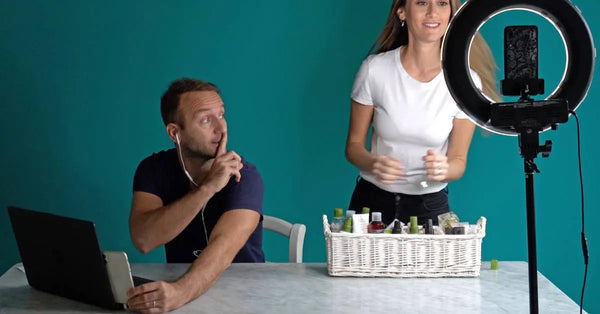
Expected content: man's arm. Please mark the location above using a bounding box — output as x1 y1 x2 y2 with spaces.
129 187 215 253
126 209 260 313
130 132 242 253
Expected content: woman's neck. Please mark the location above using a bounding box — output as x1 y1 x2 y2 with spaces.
400 42 442 82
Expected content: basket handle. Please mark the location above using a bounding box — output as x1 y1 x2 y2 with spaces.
477 216 487 236
322 214 332 236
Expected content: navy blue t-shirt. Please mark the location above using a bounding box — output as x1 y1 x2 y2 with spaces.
132 148 265 263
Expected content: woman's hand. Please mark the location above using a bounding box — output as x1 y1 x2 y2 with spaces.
371 155 404 185
423 150 448 182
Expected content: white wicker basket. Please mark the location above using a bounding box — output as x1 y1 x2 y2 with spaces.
323 215 486 277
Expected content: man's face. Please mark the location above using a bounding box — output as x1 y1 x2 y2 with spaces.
176 90 226 159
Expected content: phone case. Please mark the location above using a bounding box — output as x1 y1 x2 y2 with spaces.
104 251 135 305
501 25 544 96
504 25 538 80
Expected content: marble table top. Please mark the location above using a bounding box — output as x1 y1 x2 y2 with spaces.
0 261 584 313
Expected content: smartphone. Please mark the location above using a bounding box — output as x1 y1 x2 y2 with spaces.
502 25 543 96
104 251 135 306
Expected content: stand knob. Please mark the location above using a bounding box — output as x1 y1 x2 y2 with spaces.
540 140 552 158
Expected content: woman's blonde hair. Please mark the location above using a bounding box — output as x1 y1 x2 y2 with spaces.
371 0 501 101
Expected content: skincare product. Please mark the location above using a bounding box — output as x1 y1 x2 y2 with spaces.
424 219 434 235
409 216 419 234
392 221 403 234
361 207 371 221
451 226 466 235
352 213 369 234
491 259 499 270
342 210 355 233
330 208 345 233
367 212 385 233
438 211 459 234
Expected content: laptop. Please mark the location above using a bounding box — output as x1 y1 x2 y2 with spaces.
7 206 152 310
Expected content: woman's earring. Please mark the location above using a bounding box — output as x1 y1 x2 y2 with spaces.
401 19 405 27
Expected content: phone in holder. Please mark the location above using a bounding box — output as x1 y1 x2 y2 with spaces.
501 25 544 96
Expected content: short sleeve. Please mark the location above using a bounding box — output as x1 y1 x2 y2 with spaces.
350 58 374 106
221 161 264 216
133 156 160 195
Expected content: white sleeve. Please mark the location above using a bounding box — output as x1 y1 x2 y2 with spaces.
350 58 373 106
455 70 483 119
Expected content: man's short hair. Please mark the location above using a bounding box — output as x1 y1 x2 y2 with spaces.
160 78 221 126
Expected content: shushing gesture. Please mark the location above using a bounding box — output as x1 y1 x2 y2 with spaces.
201 132 243 194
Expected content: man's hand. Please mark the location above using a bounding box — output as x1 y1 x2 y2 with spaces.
126 281 190 314
201 133 243 194
126 210 261 313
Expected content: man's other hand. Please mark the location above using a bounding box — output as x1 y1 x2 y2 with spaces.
126 280 190 313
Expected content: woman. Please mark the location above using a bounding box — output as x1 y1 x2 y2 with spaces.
345 0 500 225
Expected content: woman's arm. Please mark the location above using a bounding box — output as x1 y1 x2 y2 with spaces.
423 118 476 182
345 100 403 185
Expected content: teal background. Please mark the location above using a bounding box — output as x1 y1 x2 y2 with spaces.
0 1 597 312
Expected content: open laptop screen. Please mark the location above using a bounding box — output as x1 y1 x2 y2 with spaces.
7 206 121 310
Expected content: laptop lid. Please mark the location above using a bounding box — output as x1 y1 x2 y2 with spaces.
7 206 121 310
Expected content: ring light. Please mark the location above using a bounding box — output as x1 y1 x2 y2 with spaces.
442 0 595 135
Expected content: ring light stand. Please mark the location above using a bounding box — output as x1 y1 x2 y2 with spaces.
442 0 595 312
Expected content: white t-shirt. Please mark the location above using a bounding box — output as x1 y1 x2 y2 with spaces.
351 46 481 195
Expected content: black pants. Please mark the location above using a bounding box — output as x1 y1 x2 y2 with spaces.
348 177 450 225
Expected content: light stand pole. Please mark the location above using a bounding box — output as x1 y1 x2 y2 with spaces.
516 117 553 314
491 93 568 314
524 156 539 314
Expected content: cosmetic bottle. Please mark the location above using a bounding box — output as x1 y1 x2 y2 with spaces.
368 212 386 234
330 208 345 233
409 216 419 234
392 221 403 234
342 210 355 233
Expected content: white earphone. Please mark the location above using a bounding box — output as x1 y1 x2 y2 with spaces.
175 132 199 187
175 132 209 246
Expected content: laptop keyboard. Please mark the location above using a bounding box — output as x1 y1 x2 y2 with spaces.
132 276 153 286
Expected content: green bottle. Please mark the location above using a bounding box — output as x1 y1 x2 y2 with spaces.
410 216 419 234
342 210 355 233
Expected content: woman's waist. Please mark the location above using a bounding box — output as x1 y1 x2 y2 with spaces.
358 171 447 195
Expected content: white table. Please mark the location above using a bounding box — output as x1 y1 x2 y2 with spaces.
0 261 584 313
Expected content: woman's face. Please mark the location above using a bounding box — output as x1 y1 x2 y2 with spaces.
397 0 452 45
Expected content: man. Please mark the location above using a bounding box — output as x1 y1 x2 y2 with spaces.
127 78 264 313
